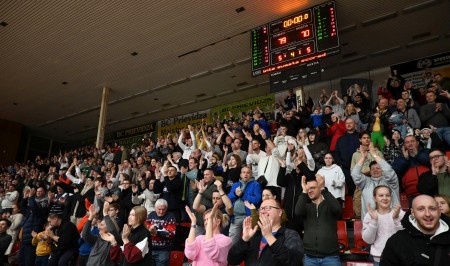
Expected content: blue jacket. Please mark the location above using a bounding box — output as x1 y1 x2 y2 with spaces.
227 179 262 217
20 196 49 245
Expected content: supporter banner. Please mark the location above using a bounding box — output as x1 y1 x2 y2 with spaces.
115 123 156 140
211 94 275 119
157 110 210 137
390 51 450 89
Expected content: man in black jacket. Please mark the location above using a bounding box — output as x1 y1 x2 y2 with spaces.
47 213 80 266
381 194 450 266
227 198 304 266
295 175 342 265
0 219 12 266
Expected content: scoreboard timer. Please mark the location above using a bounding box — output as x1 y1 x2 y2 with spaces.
251 1 340 77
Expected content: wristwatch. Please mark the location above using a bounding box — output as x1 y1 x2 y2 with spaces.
191 224 197 229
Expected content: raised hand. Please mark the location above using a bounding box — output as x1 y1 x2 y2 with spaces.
185 206 197 224
315 174 325 189
99 232 116 243
258 213 274 238
301 175 308 193
367 202 378 220
103 201 110 216
122 224 131 240
244 200 256 210
392 204 401 220
242 216 258 242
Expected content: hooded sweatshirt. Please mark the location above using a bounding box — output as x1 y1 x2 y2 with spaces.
317 164 346 200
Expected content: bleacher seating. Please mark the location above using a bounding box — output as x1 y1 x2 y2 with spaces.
350 220 369 255
170 251 185 266
342 196 354 220
337 220 349 253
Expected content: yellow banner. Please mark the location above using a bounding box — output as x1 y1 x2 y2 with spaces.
157 110 210 137
211 94 275 119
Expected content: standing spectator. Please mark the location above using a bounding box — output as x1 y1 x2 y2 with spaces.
132 178 160 215
0 219 12 266
191 169 217 235
362 186 404 266
31 225 52 266
369 98 391 151
325 90 345 117
153 165 183 222
417 148 450 196
334 118 360 196
295 175 342 266
185 203 232 265
227 167 262 244
329 113 346 152
383 129 403 164
19 186 49 266
46 213 80 266
4 203 23 256
316 153 346 205
178 126 197 160
1 184 19 214
108 206 153 266
277 158 315 235
147 199 176 266
380 195 450 266
392 135 430 203
228 199 303 266
420 91 450 146
351 146 400 220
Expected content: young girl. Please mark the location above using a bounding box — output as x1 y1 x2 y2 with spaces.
362 185 404 266
435 194 450 216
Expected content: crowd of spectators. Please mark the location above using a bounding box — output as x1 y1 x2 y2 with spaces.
0 71 450 266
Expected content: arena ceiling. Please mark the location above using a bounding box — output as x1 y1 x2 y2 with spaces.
1 0 449 142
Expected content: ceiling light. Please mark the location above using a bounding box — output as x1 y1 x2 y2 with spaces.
235 6 245 13
0 21 8 27
131 52 138 56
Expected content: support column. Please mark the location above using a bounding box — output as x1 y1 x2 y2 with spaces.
96 86 110 149
48 139 53 158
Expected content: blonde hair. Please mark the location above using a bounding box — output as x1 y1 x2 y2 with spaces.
204 209 230 229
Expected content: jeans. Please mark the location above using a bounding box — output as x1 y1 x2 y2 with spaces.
47 248 78 266
435 127 450 147
18 243 36 266
152 250 170 266
228 216 245 245
35 255 50 266
304 255 341 266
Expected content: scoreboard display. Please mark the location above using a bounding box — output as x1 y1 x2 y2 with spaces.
251 1 340 77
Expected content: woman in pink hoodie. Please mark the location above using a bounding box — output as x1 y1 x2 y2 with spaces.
185 204 232 266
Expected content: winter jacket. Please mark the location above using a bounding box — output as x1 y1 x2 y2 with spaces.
20 196 49 245
380 212 450 266
227 226 304 266
228 179 262 217
417 170 450 197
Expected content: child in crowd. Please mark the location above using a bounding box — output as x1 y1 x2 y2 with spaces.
31 225 52 266
310 106 323 131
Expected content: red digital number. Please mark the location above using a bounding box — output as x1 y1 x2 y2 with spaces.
301 30 310 38
278 37 287 45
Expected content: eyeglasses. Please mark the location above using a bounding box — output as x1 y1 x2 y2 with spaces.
308 186 318 190
258 206 281 212
429 154 444 160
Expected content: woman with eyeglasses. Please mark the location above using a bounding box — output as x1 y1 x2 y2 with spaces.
362 185 404 266
316 153 345 206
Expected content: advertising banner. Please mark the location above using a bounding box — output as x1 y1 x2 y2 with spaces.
157 110 210 137
390 51 450 89
211 94 275 119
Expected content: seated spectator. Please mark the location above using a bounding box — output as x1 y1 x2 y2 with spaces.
146 199 176 266
185 204 232 266
417 148 450 196
351 146 400 219
392 98 421 131
362 185 404 265
228 199 304 265
1 184 19 214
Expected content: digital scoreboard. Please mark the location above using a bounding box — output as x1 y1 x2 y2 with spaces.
251 1 340 77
